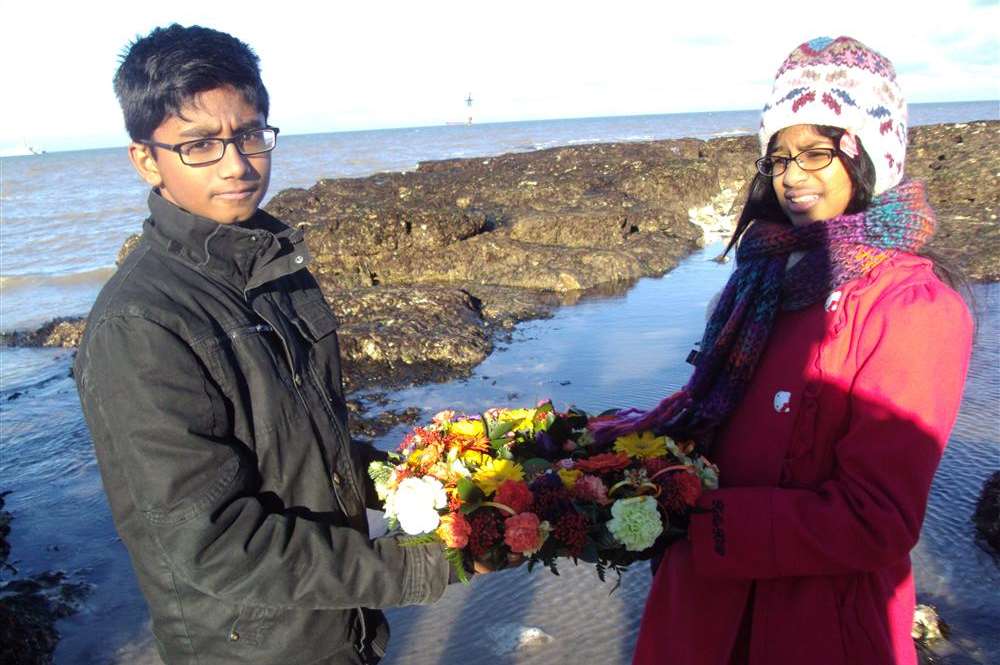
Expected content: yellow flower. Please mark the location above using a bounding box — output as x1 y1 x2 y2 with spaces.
462 450 489 468
614 431 668 460
450 419 485 438
472 457 525 496
498 408 537 431
427 462 453 483
557 468 582 489
408 447 440 467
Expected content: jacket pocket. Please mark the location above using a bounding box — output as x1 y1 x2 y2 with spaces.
780 382 835 488
291 298 338 342
228 604 282 647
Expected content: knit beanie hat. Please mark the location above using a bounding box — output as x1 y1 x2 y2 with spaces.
759 36 907 195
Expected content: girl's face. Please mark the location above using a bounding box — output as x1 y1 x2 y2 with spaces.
771 124 853 226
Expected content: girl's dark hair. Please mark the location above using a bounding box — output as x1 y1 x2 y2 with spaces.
723 125 875 257
114 24 269 141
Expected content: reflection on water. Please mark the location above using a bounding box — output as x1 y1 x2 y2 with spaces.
0 245 996 664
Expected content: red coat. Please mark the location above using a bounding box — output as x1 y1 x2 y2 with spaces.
633 253 973 665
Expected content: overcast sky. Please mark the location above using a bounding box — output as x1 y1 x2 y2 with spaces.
2 0 997 153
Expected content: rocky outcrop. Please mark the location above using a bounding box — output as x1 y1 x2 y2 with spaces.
4 122 997 393
973 470 1000 558
0 318 85 349
0 492 90 665
912 604 951 665
907 121 1000 282
265 138 731 294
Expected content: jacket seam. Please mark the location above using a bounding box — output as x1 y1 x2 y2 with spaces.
165 560 202 665
143 456 241 526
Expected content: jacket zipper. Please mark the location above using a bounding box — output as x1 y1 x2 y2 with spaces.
228 323 273 340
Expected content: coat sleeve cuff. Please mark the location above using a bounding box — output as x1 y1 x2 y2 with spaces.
689 487 778 579
399 540 451 605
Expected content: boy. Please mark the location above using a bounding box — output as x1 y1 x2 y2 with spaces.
75 24 461 665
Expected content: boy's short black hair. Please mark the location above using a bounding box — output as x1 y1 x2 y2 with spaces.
114 24 269 141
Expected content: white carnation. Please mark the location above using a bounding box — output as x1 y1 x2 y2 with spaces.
393 476 448 535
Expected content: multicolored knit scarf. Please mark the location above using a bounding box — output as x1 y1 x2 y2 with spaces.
590 179 936 447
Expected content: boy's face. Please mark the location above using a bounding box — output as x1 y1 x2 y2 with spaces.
128 86 271 224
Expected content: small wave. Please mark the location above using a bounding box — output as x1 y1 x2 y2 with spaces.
0 266 115 292
711 128 753 138
566 137 604 146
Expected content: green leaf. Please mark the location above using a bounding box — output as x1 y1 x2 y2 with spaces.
486 417 516 441
490 439 507 457
520 457 552 480
399 533 440 547
456 477 485 505
367 461 393 484
445 547 471 585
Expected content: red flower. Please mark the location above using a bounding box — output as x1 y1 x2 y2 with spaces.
467 509 504 558
504 512 543 554
659 472 703 513
531 483 573 523
575 452 631 474
643 457 671 476
495 479 534 514
553 512 590 557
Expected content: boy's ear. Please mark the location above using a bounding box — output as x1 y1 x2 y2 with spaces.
128 142 164 188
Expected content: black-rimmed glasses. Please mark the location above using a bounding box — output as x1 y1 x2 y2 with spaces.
755 148 837 177
140 126 280 166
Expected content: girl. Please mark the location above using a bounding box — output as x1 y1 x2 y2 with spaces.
596 37 974 665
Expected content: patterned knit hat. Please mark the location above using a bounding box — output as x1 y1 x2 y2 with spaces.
759 36 907 195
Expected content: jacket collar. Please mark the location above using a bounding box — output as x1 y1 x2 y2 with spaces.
142 190 312 292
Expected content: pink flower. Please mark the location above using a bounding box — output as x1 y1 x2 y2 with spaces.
504 512 544 554
573 474 610 505
436 512 472 549
495 479 534 514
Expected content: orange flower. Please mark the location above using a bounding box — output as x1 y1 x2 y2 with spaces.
437 512 472 549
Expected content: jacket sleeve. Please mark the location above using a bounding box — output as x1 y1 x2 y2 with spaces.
78 315 451 610
688 281 973 579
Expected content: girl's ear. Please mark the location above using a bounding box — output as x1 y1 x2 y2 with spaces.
128 143 163 188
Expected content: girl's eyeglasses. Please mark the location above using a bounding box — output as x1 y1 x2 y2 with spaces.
755 148 837 177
